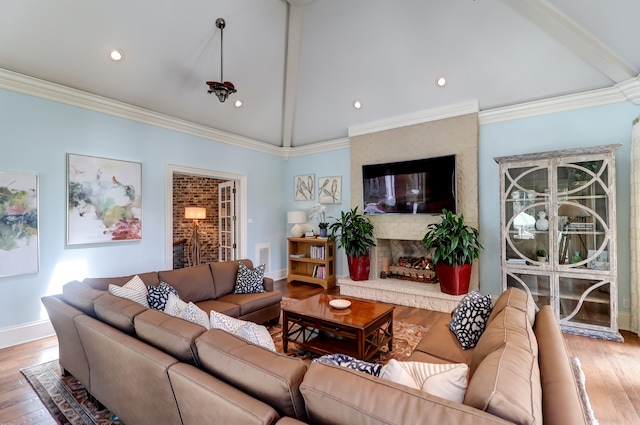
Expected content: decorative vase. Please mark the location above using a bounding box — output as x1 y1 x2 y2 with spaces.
537 256 547 263
319 228 328 238
435 262 472 295
347 254 371 281
535 211 549 231
571 251 582 264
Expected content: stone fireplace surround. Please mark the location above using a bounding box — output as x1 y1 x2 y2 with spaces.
340 111 479 312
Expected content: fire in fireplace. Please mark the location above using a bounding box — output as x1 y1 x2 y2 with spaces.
384 256 437 282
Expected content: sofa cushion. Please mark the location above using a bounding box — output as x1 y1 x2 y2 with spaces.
196 299 240 317
470 306 538 377
300 362 514 425
216 291 283 317
449 289 493 350
234 262 266 294
168 363 281 425
410 316 475 365
380 359 468 403
164 292 188 316
158 264 216 303
209 310 247 334
83 271 159 291
210 259 255 297
488 287 536 326
196 329 308 421
108 275 149 308
181 302 210 329
464 343 543 425
147 281 178 310
93 292 147 335
134 309 206 366
62 280 104 316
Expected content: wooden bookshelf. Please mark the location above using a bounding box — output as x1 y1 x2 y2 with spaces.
287 237 335 289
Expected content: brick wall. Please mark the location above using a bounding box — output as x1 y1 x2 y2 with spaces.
173 174 228 266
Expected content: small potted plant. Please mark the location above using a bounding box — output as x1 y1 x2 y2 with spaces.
328 206 376 281
422 209 483 295
536 249 548 263
309 203 329 237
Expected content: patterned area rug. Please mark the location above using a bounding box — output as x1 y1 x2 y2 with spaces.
22 298 428 425
21 360 122 425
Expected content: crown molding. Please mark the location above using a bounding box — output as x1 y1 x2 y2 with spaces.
348 100 479 138
616 75 640 105
2 67 639 157
0 68 282 157
479 85 626 125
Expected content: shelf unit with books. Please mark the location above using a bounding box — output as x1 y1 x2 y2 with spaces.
287 237 335 289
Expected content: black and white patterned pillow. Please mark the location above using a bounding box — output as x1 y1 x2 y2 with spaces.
314 354 383 377
147 281 178 310
233 263 266 294
449 289 492 350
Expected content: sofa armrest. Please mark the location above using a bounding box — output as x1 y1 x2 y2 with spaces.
263 277 274 292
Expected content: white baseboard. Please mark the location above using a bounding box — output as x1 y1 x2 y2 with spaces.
266 268 287 282
0 319 55 350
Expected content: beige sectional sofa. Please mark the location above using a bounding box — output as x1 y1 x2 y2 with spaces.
43 263 589 425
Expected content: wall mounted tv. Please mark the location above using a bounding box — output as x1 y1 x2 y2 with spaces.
362 155 457 214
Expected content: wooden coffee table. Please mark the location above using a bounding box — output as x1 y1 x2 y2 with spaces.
281 293 394 361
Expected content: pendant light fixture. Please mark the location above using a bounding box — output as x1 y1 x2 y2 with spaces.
206 18 237 102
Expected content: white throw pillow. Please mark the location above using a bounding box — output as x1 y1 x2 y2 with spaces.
236 322 276 352
380 359 468 403
210 310 275 351
164 292 188 317
210 310 247 334
180 302 210 330
108 275 149 308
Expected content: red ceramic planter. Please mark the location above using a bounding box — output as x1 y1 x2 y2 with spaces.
436 262 472 295
347 254 371 281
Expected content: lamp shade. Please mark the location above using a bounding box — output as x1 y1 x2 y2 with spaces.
287 210 307 238
287 211 307 224
185 207 207 219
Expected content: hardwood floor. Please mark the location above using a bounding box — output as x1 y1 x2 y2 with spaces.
1 280 639 425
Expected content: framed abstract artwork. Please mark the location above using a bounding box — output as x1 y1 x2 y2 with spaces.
67 153 142 245
0 172 39 277
294 174 315 201
318 176 341 203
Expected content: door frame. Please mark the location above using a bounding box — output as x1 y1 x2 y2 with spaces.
165 163 247 269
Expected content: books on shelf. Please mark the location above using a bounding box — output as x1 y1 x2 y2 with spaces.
309 245 326 260
312 265 326 279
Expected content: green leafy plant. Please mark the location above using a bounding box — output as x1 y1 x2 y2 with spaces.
536 249 547 257
318 222 328 230
422 209 483 266
328 206 375 257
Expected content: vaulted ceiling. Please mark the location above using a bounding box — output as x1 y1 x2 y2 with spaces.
1 0 639 149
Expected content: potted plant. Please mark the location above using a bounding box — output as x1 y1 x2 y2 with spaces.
328 206 376 281
422 209 483 295
536 249 548 263
309 203 329 237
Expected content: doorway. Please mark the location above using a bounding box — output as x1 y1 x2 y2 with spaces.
165 164 247 269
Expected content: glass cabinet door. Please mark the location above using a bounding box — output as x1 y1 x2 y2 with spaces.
555 159 611 271
503 163 551 267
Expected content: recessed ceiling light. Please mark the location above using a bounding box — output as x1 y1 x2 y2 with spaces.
110 49 123 61
436 76 446 87
234 100 243 108
353 100 362 109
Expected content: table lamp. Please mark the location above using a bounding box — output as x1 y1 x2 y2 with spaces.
287 210 307 238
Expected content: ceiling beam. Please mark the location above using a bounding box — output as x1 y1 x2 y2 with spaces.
281 3 307 149
501 0 637 83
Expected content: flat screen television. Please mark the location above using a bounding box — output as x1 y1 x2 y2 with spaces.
362 155 457 214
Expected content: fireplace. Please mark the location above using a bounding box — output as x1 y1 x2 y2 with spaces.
376 239 437 283
339 226 465 313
